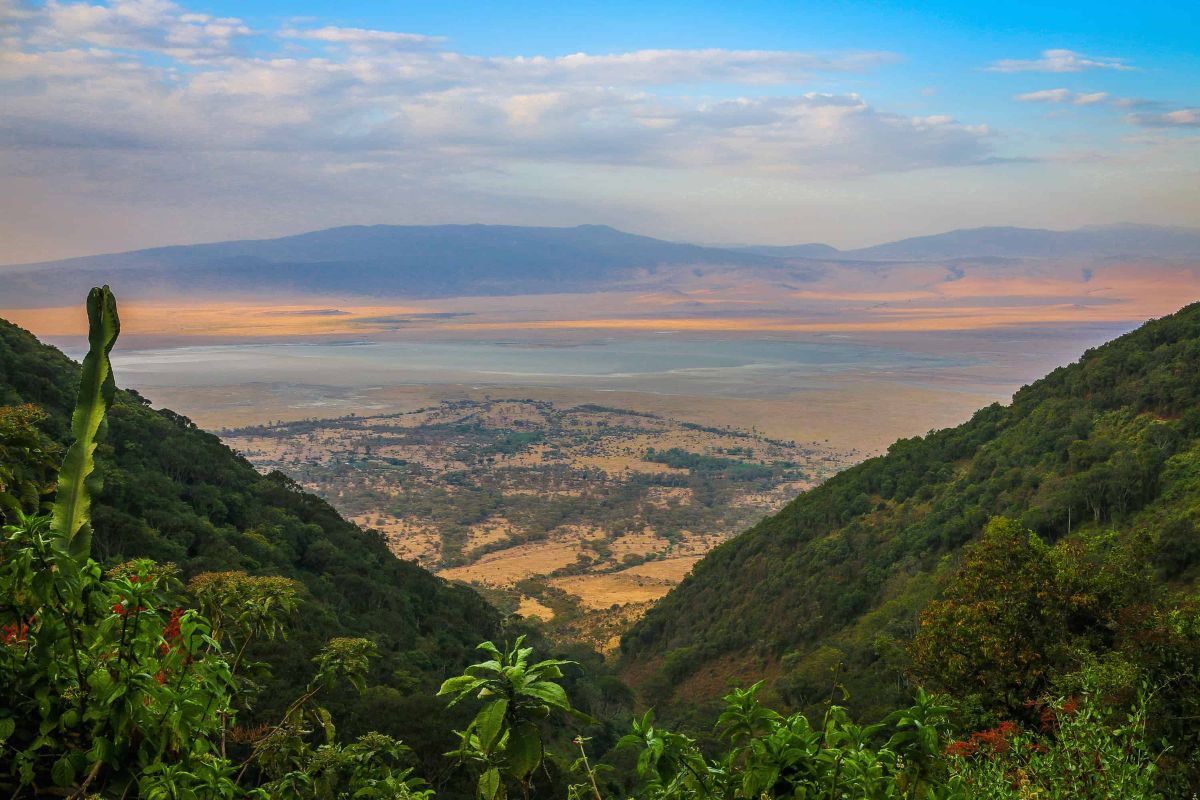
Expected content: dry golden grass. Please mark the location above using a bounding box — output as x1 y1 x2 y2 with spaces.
607 529 718 561
350 514 441 563
549 572 675 610
516 595 554 621
465 516 514 551
439 539 583 586
623 556 703 582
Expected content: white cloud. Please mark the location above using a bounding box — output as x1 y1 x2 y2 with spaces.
1014 89 1162 113
0 1 983 177
1015 88 1112 105
282 26 444 48
1128 108 1200 128
1016 88 1072 103
500 48 901 85
31 0 250 61
987 49 1133 73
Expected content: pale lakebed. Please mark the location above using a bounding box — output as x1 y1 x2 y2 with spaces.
54 323 1135 451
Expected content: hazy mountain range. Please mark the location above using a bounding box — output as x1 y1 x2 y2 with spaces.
736 223 1200 261
2 222 1198 307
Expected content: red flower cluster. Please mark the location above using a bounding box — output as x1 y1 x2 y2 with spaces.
159 608 184 655
944 740 978 757
1026 696 1080 733
1 619 31 645
944 721 1021 757
111 599 147 617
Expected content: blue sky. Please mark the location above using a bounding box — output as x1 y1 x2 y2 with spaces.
1 0 1196 261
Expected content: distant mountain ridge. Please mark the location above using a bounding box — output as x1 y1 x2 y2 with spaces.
0 224 778 306
737 223 1200 261
2 222 1198 306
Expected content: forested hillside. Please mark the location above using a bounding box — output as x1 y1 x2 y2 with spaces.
622 301 1200 720
0 315 503 784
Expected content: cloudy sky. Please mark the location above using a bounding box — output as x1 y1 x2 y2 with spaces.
1 0 1197 262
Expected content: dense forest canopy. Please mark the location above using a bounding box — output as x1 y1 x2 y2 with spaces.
622 302 1200 717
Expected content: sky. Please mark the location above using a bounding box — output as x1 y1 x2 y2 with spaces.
1 0 1197 263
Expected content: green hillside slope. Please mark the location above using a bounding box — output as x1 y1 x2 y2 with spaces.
0 316 502 781
621 301 1200 718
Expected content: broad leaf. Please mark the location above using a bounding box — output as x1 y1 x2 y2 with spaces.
478 766 502 800
477 698 508 753
504 722 541 779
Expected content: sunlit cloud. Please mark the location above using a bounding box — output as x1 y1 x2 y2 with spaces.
280 25 445 48
1016 88 1112 105
987 49 1133 73
32 0 251 61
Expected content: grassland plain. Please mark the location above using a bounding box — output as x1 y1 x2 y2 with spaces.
222 398 856 651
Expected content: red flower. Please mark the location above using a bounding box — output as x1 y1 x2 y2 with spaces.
963 721 1020 755
160 608 185 655
1 622 29 645
944 740 979 758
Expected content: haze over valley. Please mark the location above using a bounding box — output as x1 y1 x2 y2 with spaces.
5 221 1195 644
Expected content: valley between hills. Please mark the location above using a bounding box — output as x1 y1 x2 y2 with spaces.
221 398 858 651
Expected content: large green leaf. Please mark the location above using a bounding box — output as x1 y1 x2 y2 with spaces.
476 698 508 753
504 722 541 779
51 285 120 559
478 767 502 800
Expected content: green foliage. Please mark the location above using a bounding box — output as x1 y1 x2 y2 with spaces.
643 448 774 481
943 670 1163 799
617 683 958 799
264 732 432 800
0 403 59 521
0 508 465 799
909 516 1200 790
0 515 238 797
439 637 592 800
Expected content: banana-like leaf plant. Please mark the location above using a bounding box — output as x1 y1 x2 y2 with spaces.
51 285 120 558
